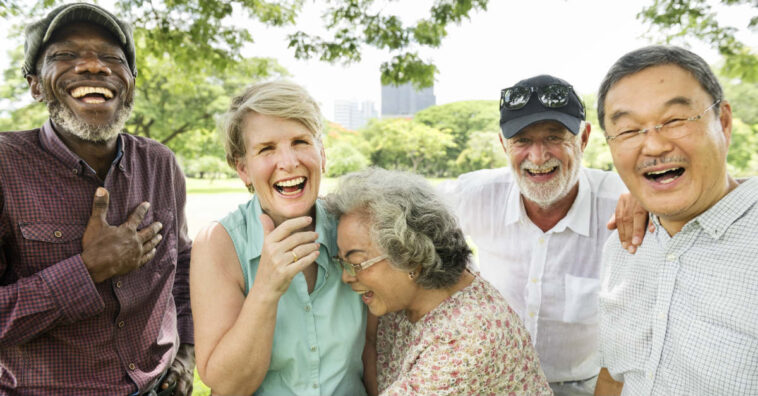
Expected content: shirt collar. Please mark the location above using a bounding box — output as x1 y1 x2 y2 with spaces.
505 167 591 236
39 120 125 177
245 195 339 267
695 177 758 240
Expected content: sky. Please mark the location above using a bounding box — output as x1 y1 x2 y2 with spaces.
2 0 757 119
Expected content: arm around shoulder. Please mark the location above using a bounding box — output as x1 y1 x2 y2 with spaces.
594 367 623 396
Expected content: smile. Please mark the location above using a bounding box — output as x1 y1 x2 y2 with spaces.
644 167 685 184
525 166 558 176
274 176 306 195
69 86 114 104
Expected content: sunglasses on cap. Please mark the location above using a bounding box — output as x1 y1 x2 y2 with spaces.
500 84 575 110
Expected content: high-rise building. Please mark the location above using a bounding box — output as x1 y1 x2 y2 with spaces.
381 82 436 118
333 100 378 130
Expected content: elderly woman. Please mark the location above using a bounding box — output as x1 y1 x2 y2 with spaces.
325 168 552 396
190 80 367 395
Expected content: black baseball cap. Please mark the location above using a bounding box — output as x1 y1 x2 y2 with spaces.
23 3 137 78
499 74 585 138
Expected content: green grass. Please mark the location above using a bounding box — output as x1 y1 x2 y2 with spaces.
193 369 211 395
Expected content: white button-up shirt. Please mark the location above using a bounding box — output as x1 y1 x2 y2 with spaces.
599 177 758 396
440 167 626 382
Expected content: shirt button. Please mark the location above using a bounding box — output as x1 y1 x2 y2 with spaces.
312 383 318 389
115 281 123 288
128 363 136 370
53 230 62 238
528 311 536 318
538 237 545 244
72 168 78 175
531 278 538 283
666 254 677 262
647 371 653 379
310 345 317 352
658 312 665 319
304 305 311 312
118 321 125 328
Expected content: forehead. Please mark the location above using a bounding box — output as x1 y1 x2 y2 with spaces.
604 64 710 121
44 22 123 52
511 120 571 139
242 112 315 143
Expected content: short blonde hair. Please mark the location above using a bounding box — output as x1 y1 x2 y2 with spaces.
221 80 323 168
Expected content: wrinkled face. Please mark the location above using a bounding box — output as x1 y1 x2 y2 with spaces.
337 211 416 317
236 112 325 226
29 22 134 143
503 121 585 208
603 64 732 230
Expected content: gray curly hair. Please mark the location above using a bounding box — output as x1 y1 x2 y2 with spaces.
324 168 471 289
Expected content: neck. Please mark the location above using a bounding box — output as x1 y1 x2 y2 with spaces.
405 270 474 323
268 205 318 232
52 121 118 180
522 183 579 233
659 174 739 236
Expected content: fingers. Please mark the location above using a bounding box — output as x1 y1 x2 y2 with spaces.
260 213 275 237
137 221 164 244
606 213 617 230
160 370 178 391
138 246 157 266
290 249 321 274
142 232 163 253
263 216 313 242
89 187 110 224
125 202 151 230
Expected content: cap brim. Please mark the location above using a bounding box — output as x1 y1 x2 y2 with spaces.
43 4 127 45
500 110 582 138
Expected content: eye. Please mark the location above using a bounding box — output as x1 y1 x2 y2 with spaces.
49 52 75 61
257 146 272 154
546 135 562 143
514 137 530 145
617 129 641 137
662 118 687 128
103 55 125 64
293 139 310 145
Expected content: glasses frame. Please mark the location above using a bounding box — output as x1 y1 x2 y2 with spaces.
605 100 722 144
500 84 575 110
334 254 387 276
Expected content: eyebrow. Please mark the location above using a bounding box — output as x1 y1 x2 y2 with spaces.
608 96 694 125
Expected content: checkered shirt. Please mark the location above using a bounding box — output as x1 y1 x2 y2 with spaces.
0 121 193 395
599 177 758 395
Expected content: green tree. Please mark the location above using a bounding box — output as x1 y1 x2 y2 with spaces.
454 130 508 173
361 118 454 175
639 0 758 81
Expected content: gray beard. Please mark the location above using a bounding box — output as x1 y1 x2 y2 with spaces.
42 85 132 143
513 142 583 209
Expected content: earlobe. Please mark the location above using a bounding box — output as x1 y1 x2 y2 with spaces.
235 159 250 185
581 122 592 151
719 101 733 141
499 134 508 154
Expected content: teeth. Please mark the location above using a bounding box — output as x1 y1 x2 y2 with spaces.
647 168 677 176
526 167 556 174
70 86 114 99
275 177 305 187
355 290 369 295
659 177 676 184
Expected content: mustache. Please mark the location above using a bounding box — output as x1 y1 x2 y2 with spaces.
520 158 561 172
635 157 689 172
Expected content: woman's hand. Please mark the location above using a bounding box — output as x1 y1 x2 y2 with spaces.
253 214 321 298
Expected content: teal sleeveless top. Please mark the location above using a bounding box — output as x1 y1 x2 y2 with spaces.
219 196 367 396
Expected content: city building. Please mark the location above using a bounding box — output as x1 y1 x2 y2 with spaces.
381 82 436 118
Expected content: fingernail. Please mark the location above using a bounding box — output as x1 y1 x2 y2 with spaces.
632 237 640 245
627 246 635 254
307 217 313 223
156 222 163 230
621 242 629 249
96 187 105 196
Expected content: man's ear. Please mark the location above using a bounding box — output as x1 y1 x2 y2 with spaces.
718 100 733 144
580 122 591 152
499 133 508 154
27 75 44 102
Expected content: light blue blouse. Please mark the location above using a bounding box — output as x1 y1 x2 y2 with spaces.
219 195 367 396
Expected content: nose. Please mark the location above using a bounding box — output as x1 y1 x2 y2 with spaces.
74 53 112 76
639 127 674 157
526 140 551 165
341 268 357 284
276 146 300 171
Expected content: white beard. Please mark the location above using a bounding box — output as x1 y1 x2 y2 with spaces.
512 141 582 209
42 85 131 143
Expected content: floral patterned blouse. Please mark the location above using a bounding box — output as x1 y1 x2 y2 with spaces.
376 274 552 396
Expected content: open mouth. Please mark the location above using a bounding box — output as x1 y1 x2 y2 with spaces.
355 290 374 303
69 86 114 104
525 166 558 177
274 176 307 196
644 167 685 184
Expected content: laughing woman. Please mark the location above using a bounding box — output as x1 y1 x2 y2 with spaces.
190 80 367 396
325 168 552 396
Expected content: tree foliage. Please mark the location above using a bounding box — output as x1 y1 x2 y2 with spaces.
639 0 758 82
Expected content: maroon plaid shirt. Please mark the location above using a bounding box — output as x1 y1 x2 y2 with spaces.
0 121 193 395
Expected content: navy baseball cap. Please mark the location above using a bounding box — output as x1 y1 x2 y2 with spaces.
499 74 585 138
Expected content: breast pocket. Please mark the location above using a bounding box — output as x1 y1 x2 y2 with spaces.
18 222 86 275
139 208 177 275
563 274 600 324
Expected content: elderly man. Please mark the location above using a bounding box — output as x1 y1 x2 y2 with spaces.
595 45 758 396
0 3 194 395
440 74 628 395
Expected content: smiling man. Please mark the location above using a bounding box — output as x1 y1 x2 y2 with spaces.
0 4 194 395
595 45 758 396
440 74 628 395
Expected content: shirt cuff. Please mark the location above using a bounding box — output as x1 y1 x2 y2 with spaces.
39 254 104 323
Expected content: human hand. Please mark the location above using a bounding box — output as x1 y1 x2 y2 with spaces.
253 214 320 298
607 193 654 254
158 343 195 396
81 187 164 283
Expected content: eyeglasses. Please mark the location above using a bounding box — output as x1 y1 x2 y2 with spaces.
333 254 387 276
500 84 575 110
605 100 721 148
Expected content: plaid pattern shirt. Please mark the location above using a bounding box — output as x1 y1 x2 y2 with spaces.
599 177 758 395
0 121 193 395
